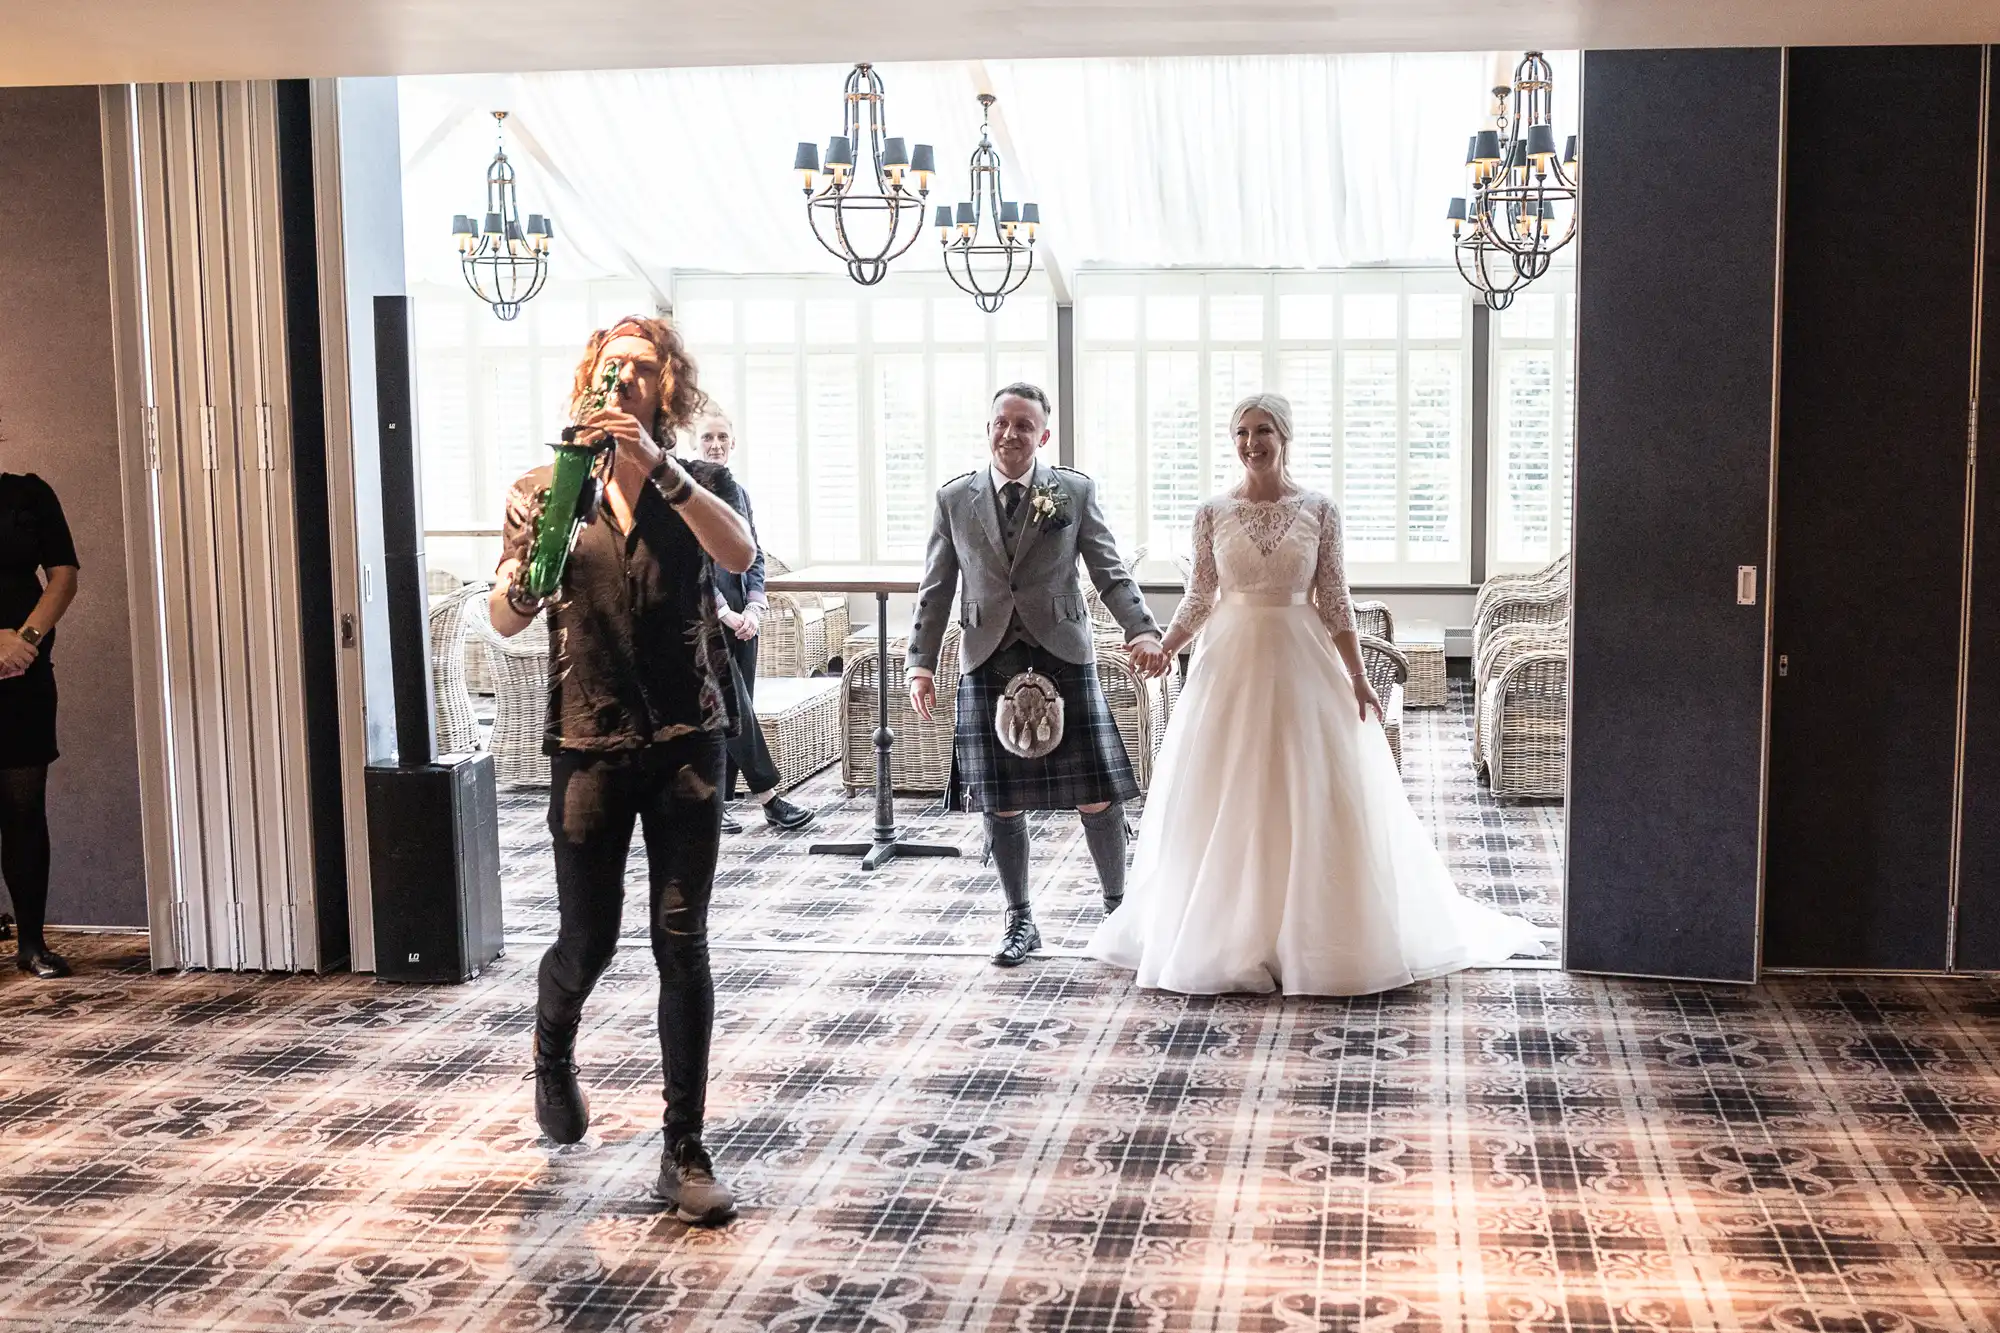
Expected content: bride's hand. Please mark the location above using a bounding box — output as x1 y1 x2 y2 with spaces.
1352 673 1383 722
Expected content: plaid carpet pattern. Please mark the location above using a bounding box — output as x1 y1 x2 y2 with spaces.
0 939 1996 1330
502 679 1564 957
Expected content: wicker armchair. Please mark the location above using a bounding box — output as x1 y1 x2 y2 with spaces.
759 554 850 677
1094 641 1181 791
1359 633 1409 772
1473 620 1568 779
1472 554 1570 661
1352 599 1395 643
478 610 552 788
428 581 490 756
1478 628 1569 800
841 625 963 795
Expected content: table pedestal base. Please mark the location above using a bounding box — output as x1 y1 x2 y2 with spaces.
810 836 961 872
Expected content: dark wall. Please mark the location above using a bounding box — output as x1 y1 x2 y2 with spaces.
1956 70 2000 972
0 87 147 929
1565 49 1783 982
1763 47 1984 970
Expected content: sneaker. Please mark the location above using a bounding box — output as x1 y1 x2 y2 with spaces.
992 906 1042 968
1102 894 1124 915
656 1137 737 1226
762 795 817 832
530 1034 589 1145
719 811 744 835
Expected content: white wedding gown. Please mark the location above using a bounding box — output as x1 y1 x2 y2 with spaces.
1087 490 1544 995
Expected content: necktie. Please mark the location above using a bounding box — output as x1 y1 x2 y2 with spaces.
1002 481 1025 520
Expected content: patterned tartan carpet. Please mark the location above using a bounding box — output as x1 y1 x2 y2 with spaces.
500 680 1566 958
5 685 1998 1329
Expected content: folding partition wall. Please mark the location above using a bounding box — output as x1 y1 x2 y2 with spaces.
1568 45 2000 980
101 82 333 971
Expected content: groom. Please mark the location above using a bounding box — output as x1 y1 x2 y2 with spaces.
909 383 1169 966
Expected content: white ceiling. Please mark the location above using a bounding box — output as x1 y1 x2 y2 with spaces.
2 0 1996 86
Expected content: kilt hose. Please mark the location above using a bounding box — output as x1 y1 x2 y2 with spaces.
947 643 1140 814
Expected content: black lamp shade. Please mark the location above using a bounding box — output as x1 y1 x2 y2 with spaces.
1464 134 1478 165
934 205 954 228
1525 124 1558 159
1563 134 1578 165
1446 197 1468 222
910 143 936 174
525 213 548 237
999 201 1020 224
955 202 976 226
883 137 909 167
505 220 524 242
826 136 854 167
793 141 820 172
1472 130 1502 163
1021 203 1040 225
451 214 475 236
481 211 504 236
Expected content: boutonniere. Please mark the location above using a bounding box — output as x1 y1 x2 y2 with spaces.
1027 480 1071 531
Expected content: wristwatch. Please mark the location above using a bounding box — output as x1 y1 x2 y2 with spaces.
18 625 44 649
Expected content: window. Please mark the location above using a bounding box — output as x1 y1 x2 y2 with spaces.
1077 271 1473 584
411 277 654 535
674 276 1056 565
1489 281 1577 572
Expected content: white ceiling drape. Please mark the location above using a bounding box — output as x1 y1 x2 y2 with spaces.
398 51 1579 289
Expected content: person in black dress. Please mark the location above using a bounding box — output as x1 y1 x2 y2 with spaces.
0 471 80 978
689 409 816 836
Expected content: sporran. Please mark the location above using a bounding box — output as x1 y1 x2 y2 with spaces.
995 669 1065 759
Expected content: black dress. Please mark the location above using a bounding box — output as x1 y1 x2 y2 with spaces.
0 473 79 768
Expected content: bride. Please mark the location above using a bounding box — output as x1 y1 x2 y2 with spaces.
1088 392 1543 995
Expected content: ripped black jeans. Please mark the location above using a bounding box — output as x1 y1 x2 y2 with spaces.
537 734 725 1146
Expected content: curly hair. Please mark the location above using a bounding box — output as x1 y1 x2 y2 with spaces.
568 314 709 439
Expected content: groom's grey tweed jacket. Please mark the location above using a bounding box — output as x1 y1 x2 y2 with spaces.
908 459 1158 676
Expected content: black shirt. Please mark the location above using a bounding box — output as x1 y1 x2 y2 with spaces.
0 472 79 651
500 457 743 754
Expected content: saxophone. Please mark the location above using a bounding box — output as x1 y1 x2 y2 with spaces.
509 357 622 610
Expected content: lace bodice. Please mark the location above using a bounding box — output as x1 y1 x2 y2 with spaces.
1168 490 1356 640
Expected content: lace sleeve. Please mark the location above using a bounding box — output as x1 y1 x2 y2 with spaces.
1168 502 1220 640
1312 495 1356 636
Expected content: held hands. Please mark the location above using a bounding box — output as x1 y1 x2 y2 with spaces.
720 605 762 641
0 630 37 680
1124 637 1171 680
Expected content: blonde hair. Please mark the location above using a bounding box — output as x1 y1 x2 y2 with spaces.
1229 392 1295 475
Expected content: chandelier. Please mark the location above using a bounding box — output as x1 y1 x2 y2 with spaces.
936 94 1039 313
450 112 553 322
1447 53 1578 311
793 64 936 285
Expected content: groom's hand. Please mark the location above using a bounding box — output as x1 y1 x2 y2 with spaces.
1126 638 1169 679
910 673 937 721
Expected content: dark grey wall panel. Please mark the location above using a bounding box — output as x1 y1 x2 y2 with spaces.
0 87 148 929
1764 46 1983 971
1955 65 2000 972
1565 49 1781 981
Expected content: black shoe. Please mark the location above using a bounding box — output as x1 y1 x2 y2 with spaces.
15 947 70 979
992 907 1042 968
655 1136 737 1226
719 811 744 835
762 796 817 832
1103 894 1124 915
530 1034 589 1145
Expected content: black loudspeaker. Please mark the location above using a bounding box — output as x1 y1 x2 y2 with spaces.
367 754 504 982
366 293 505 982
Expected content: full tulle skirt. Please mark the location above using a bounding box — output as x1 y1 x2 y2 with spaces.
1087 602 1544 995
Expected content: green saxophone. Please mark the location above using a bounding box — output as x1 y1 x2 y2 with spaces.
510 358 622 609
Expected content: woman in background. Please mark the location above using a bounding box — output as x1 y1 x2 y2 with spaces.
0 468 80 978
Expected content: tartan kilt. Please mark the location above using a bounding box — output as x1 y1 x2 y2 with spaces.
948 649 1140 813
